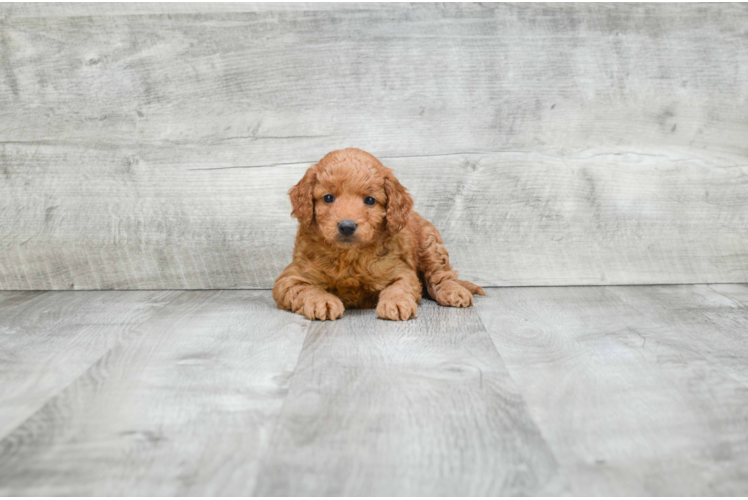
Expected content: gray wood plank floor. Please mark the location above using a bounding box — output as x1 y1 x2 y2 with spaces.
254 303 566 496
475 285 748 496
1 285 747 495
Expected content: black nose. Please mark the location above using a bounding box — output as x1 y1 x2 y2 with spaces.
338 220 357 237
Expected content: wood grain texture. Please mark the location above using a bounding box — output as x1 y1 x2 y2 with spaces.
0 290 309 495
1 150 746 290
254 300 567 496
0 290 45 311
608 284 748 387
712 283 748 304
0 2 349 17
2 286 747 495
1 3 748 289
475 285 748 496
0 290 176 440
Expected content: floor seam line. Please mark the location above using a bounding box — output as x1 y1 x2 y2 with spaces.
249 318 315 496
471 303 574 495
0 291 181 444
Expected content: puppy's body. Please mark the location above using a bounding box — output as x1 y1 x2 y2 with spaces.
273 148 485 321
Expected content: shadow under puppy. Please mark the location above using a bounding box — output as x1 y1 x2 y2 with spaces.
273 148 485 321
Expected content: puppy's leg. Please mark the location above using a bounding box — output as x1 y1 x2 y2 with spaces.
418 221 486 308
376 270 422 321
273 269 344 321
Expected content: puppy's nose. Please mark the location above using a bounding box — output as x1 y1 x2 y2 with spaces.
338 220 357 237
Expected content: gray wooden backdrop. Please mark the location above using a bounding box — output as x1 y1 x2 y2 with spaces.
1 3 746 290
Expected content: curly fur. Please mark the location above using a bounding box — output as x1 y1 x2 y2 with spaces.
273 148 486 321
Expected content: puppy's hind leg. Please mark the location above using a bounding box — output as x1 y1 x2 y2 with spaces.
418 221 486 308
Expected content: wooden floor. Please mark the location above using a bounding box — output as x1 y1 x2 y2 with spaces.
0 285 747 496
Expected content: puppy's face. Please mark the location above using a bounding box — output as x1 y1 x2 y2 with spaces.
289 148 413 248
312 167 387 246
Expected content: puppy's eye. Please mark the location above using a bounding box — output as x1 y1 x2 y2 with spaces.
364 196 376 206
323 194 335 204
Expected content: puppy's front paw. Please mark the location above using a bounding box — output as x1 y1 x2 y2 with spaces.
434 280 473 308
457 279 487 296
377 295 418 321
301 293 344 321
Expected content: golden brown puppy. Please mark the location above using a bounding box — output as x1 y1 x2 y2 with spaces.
273 148 485 321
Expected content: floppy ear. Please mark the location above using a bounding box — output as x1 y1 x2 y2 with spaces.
384 171 414 234
289 165 317 227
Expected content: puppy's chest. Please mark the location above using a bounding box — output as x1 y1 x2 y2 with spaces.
320 258 393 308
325 264 388 291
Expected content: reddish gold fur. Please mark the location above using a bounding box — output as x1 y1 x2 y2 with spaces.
273 148 486 321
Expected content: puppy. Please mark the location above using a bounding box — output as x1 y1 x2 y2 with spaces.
273 148 485 321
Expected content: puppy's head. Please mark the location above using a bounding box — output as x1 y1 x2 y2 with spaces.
289 148 413 247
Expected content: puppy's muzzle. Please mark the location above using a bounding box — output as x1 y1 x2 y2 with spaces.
338 220 357 237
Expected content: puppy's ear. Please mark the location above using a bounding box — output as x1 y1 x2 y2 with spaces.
289 165 317 226
384 170 413 234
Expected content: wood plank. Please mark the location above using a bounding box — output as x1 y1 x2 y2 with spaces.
254 300 567 496
1 150 746 290
711 283 748 305
0 290 309 495
0 290 46 311
0 290 177 440
0 2 349 17
607 284 748 386
1 4 747 289
2 4 746 158
475 286 748 496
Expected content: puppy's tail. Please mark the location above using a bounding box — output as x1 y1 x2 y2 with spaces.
457 279 487 296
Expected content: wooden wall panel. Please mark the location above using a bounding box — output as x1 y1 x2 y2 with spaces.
1 4 746 289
